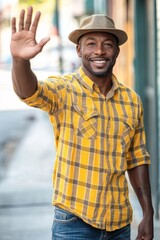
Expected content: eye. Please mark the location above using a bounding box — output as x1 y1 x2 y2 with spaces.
104 42 113 48
86 41 95 46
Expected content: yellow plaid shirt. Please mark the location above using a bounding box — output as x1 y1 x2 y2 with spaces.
22 67 150 231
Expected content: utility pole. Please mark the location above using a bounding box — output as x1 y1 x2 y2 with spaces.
54 0 63 74
0 10 2 64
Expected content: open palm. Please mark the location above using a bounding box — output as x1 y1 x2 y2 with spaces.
10 6 50 60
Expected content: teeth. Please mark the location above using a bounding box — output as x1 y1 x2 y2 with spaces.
93 60 106 63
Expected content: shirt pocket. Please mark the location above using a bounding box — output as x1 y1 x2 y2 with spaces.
122 117 138 144
108 116 138 148
73 104 99 139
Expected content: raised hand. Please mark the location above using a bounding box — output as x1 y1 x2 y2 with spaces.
10 6 50 60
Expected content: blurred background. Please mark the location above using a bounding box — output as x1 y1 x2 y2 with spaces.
0 0 160 239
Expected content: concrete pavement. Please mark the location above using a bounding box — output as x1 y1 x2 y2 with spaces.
0 110 159 239
0 111 54 240
0 109 38 180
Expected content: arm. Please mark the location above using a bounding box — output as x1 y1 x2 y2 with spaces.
128 165 154 240
10 6 50 98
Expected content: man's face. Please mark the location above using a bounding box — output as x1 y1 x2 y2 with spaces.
76 32 120 79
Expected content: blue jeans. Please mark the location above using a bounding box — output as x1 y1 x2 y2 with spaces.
52 207 131 240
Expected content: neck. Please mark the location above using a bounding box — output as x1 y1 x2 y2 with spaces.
97 78 112 96
82 66 112 96
82 67 113 96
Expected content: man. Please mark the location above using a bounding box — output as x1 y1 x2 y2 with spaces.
10 6 154 240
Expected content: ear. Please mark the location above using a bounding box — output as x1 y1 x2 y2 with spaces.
76 44 82 57
116 47 120 58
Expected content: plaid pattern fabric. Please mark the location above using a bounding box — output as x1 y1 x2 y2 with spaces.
22 67 150 231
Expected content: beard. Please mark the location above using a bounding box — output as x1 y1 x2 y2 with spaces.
89 68 111 77
82 58 116 79
87 63 114 78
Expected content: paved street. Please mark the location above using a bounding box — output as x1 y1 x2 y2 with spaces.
0 109 37 180
0 111 55 240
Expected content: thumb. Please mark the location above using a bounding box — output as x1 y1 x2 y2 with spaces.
38 37 50 49
30 37 50 58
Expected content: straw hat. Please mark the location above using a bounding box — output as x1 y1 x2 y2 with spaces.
68 14 128 45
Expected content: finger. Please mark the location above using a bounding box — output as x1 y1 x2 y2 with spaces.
136 235 145 240
135 234 143 240
38 37 50 51
29 37 50 58
19 9 25 31
30 11 41 35
24 6 33 30
11 17 16 34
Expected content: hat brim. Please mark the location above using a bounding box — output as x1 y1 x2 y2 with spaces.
68 29 128 45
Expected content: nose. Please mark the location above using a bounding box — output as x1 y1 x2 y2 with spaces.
94 43 105 55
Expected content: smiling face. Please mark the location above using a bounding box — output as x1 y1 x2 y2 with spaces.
76 32 120 81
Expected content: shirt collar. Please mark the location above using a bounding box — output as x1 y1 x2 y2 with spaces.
106 74 119 99
78 67 95 93
77 67 120 96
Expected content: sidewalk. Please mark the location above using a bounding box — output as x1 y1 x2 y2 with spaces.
0 112 55 240
0 112 159 239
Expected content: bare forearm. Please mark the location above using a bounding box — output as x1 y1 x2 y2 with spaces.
135 181 153 217
128 165 154 216
12 58 37 99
